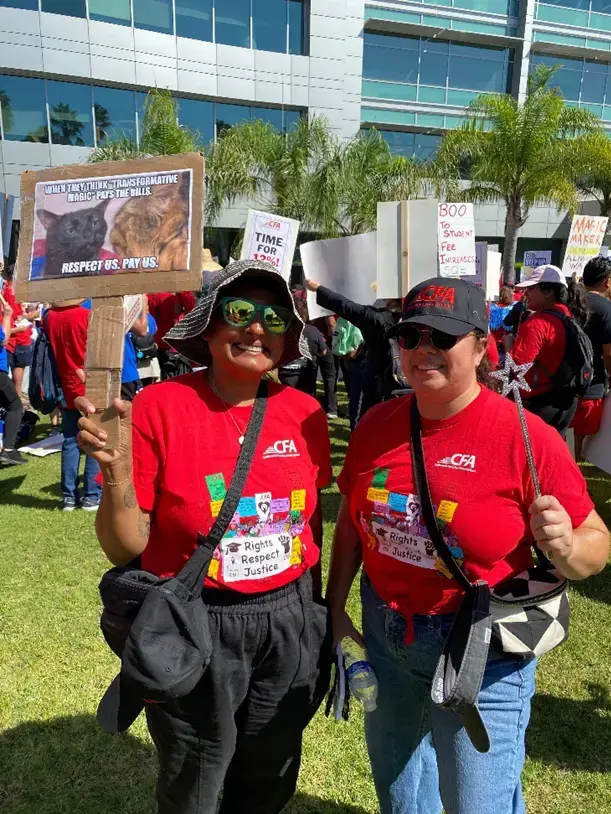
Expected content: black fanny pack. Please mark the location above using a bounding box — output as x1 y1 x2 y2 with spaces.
97 381 268 733
410 397 568 754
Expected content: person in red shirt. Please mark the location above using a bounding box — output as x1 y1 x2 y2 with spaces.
75 260 332 814
327 277 608 814
511 264 590 435
44 300 101 511
1 267 32 399
148 290 197 379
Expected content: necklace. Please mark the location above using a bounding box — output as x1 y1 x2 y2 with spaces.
208 374 246 445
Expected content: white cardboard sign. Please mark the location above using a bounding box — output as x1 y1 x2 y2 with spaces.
438 203 476 278
241 210 300 281
562 215 608 277
124 294 143 332
584 393 611 475
301 232 377 321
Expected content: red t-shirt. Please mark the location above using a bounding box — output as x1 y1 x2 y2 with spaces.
148 291 196 349
132 375 332 593
3 284 18 353
44 305 89 409
511 304 570 395
338 386 593 642
485 335 499 368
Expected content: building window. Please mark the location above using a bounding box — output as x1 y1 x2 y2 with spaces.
93 86 137 143
215 0 251 47
215 102 252 136
177 97 215 144
288 0 305 55
252 0 288 53
41 0 86 16
369 129 442 160
89 0 131 26
531 54 611 112
175 0 213 41
0 75 48 143
133 0 173 34
0 0 38 9
363 32 513 104
47 80 94 147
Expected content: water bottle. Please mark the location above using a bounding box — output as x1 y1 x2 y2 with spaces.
341 637 378 712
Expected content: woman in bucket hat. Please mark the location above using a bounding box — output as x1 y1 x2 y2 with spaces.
76 259 332 814
326 277 608 814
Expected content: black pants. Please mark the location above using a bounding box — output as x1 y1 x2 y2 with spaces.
145 574 331 814
0 371 23 449
120 380 140 402
278 363 317 398
317 346 338 414
524 390 577 437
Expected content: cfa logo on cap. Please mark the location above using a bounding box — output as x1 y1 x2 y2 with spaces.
409 285 456 311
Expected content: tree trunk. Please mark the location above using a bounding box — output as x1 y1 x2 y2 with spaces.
502 202 523 286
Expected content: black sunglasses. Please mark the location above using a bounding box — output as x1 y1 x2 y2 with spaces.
397 325 475 352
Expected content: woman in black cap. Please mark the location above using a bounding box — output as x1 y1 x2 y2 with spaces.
327 277 608 814
76 260 332 814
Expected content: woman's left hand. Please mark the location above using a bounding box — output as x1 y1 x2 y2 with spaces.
529 495 573 561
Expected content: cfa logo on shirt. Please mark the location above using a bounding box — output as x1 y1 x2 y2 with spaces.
262 439 300 459
435 454 476 472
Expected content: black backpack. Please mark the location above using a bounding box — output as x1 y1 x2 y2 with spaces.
542 310 594 397
28 326 64 414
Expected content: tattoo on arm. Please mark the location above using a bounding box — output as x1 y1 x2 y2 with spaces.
138 512 150 541
123 483 138 509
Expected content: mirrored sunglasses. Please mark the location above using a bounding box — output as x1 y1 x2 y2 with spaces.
219 296 293 335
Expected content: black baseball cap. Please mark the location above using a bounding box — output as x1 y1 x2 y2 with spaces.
387 278 489 339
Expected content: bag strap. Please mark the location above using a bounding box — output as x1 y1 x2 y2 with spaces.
409 398 473 593
177 380 269 592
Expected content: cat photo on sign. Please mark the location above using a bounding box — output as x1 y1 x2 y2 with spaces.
28 168 193 281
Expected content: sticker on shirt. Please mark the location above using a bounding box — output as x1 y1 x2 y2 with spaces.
255 492 272 522
205 473 227 502
371 521 437 569
220 533 293 582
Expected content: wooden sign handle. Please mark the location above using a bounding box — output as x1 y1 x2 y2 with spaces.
85 296 125 450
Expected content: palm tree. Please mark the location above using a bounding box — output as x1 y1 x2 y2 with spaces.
573 132 611 220
89 88 202 162
205 115 454 236
437 66 601 284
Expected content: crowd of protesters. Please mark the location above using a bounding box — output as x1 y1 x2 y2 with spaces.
2 247 611 814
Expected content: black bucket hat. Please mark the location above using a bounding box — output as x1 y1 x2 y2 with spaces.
387 277 489 339
164 259 309 367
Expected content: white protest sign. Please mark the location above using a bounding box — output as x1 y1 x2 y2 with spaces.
523 250 552 269
485 250 502 301
124 294 143 332
584 393 611 475
241 210 299 281
302 232 377 321
438 203 476 277
562 215 608 277
474 242 486 287
377 200 439 297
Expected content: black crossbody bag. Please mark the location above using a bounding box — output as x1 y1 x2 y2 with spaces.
410 398 570 661
96 381 268 731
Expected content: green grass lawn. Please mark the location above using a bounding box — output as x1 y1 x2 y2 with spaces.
1 409 611 814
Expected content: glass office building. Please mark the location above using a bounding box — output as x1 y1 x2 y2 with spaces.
0 0 607 253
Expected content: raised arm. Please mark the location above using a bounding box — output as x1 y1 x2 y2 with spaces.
305 280 385 342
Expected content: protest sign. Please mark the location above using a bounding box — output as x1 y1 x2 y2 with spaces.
15 153 203 302
377 200 439 298
561 215 608 277
241 210 299 281
301 232 377 321
15 154 204 449
438 203 476 278
584 394 611 475
124 294 144 332
523 250 551 270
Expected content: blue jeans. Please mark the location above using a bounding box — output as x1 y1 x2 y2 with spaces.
61 408 101 503
361 574 537 814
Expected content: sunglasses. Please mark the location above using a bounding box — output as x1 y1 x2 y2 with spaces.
219 296 294 335
397 325 474 352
